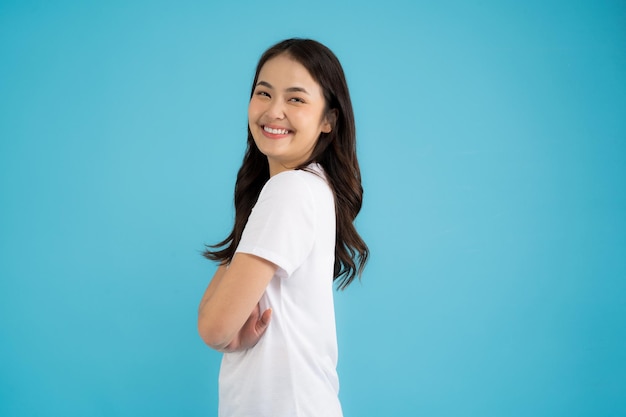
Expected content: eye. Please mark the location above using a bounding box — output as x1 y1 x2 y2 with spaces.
289 97 305 104
255 90 271 98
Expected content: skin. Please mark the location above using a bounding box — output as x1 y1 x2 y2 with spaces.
198 53 333 352
197 256 276 352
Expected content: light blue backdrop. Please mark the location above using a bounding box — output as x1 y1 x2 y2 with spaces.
1 1 624 416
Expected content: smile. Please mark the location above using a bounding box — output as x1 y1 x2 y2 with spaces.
263 126 291 135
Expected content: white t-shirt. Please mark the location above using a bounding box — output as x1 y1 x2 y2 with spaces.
219 163 342 417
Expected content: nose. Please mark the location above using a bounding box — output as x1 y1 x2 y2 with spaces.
265 98 285 120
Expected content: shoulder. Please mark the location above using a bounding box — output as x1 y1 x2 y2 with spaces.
261 164 329 199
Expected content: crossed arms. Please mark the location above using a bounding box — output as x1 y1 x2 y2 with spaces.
197 253 277 352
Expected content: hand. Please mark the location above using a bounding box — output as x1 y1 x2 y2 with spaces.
222 304 272 352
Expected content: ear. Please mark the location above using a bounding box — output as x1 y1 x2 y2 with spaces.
321 109 338 134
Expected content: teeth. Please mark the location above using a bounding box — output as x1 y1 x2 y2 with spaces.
264 126 290 135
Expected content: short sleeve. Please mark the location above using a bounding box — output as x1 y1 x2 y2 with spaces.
235 171 316 277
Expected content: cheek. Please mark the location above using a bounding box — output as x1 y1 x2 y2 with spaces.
248 100 261 122
247 105 254 123
288 109 308 127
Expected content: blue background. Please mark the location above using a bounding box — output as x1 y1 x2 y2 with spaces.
1 1 625 416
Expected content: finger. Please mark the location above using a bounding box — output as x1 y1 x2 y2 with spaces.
260 308 272 324
256 308 272 333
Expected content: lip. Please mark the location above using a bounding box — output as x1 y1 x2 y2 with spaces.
260 124 293 139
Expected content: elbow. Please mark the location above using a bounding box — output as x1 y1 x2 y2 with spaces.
197 315 232 351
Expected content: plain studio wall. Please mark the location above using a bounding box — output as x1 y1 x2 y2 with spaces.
1 1 624 416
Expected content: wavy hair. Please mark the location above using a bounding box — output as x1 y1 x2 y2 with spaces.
204 38 368 289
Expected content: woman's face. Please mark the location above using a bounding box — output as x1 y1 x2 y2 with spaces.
248 54 332 176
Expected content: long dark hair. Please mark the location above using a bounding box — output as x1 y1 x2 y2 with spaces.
204 38 368 289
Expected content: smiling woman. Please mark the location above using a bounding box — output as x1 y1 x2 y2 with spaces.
248 55 334 176
197 39 368 417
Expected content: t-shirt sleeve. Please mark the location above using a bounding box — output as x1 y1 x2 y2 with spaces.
235 171 316 277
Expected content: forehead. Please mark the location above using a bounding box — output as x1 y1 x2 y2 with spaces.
257 54 322 94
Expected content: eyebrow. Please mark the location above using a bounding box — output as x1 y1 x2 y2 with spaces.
256 81 310 95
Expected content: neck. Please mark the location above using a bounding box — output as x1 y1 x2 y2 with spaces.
268 160 293 177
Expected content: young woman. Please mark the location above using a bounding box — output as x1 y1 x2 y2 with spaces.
198 38 368 417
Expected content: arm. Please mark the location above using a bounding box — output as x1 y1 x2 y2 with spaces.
198 263 227 313
197 253 277 351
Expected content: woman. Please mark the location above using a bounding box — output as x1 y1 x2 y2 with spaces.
198 38 368 417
